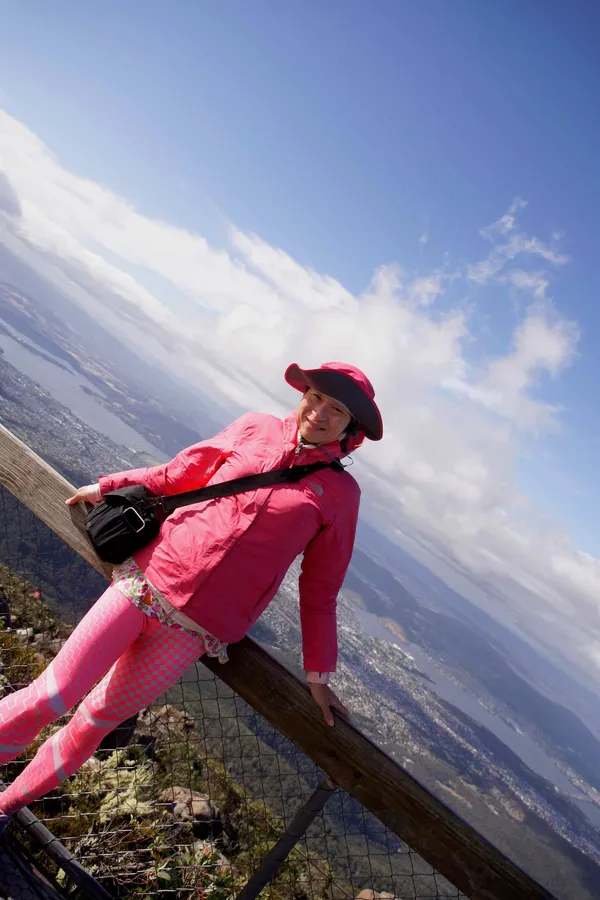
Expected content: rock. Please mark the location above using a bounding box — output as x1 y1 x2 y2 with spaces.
14 627 35 641
134 704 197 760
138 705 195 735
356 892 397 900
31 632 61 654
159 786 222 840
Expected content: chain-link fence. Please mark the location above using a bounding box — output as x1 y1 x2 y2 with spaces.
0 480 471 900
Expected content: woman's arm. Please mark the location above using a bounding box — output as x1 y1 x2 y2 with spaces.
97 414 253 498
299 485 360 727
298 481 360 675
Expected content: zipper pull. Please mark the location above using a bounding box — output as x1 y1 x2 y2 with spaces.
290 436 306 468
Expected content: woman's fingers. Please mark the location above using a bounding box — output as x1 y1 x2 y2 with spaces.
328 691 350 720
309 685 334 726
330 696 350 719
65 484 102 506
310 685 349 726
321 700 335 727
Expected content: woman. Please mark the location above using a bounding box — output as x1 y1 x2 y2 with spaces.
0 361 383 832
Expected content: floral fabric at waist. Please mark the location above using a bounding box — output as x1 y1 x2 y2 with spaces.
111 557 228 664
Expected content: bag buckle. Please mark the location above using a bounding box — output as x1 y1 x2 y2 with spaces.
123 506 146 533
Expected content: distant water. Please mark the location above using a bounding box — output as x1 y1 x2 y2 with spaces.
0 329 166 462
354 607 600 830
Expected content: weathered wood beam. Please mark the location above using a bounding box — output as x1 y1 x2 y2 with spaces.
0 421 557 900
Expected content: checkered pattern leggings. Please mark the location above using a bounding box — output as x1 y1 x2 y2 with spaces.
0 584 205 816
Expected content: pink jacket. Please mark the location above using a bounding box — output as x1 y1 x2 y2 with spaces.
99 412 361 673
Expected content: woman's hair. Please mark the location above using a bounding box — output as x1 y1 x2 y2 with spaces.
340 419 358 456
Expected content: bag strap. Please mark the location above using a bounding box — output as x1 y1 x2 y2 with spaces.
159 459 344 514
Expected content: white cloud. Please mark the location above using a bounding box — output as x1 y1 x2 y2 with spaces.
446 310 578 431
408 273 445 307
503 269 549 300
468 200 568 291
0 109 598 676
481 196 528 238
0 170 20 216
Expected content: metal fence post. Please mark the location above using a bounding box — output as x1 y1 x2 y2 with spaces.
235 777 337 900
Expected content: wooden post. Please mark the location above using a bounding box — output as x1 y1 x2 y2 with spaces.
0 422 558 900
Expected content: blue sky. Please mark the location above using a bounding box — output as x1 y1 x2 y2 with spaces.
2 1 599 264
1 1 600 676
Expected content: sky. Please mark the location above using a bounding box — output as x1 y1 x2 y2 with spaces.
1 1 600 683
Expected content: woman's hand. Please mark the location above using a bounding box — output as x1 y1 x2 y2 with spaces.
65 483 102 506
309 683 350 727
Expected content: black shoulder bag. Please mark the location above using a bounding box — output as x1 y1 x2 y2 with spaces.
84 459 343 565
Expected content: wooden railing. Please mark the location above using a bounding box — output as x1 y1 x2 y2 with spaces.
0 422 558 900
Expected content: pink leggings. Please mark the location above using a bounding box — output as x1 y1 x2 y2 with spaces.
0 584 204 816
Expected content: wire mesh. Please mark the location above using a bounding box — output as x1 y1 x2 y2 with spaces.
0 482 468 900
0 834 65 899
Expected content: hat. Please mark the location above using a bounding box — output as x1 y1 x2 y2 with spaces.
285 361 383 441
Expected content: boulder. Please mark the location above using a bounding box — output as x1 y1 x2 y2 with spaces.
356 892 397 900
134 704 197 761
137 705 195 739
159 786 222 840
15 627 34 641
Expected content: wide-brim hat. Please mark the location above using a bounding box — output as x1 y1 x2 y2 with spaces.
285 361 383 441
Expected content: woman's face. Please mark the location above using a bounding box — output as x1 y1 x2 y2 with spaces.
297 388 352 445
